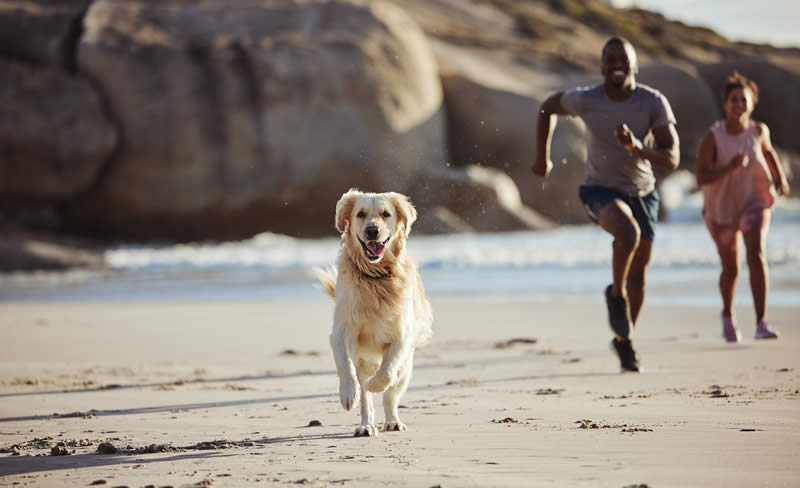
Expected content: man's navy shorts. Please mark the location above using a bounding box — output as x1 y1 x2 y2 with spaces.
578 185 660 242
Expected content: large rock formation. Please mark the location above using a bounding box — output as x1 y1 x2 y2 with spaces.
441 70 589 225
416 164 555 234
0 0 117 211
0 59 117 199
0 0 93 69
66 0 448 240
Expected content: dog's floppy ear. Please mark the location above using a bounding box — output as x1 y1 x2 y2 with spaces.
390 193 418 235
335 189 361 233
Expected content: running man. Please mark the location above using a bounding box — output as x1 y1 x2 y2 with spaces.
532 37 680 372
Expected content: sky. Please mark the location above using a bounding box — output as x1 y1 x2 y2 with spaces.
610 0 800 48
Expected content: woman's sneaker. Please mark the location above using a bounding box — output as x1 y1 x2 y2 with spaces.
605 285 631 339
721 313 741 343
754 320 779 340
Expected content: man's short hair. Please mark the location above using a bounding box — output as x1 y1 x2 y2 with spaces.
602 37 637 67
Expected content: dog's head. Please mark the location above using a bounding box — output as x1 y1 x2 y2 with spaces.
335 189 417 265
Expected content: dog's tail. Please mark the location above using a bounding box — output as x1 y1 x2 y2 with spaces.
313 265 337 299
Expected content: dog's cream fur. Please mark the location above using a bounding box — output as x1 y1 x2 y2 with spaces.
316 189 432 437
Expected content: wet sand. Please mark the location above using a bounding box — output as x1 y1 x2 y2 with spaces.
0 299 798 487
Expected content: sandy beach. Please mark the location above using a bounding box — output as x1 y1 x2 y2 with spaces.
0 298 798 487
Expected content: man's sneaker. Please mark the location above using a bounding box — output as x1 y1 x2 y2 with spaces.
605 285 631 339
611 337 640 372
721 313 741 343
754 320 779 340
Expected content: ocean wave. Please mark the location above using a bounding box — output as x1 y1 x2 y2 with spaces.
4 220 798 305
104 221 800 272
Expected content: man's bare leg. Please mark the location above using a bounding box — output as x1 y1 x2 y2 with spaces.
626 239 652 326
596 200 641 299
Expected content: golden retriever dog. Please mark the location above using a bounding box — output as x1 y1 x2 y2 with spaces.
316 189 433 437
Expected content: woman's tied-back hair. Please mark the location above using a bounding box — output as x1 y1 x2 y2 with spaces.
723 71 759 105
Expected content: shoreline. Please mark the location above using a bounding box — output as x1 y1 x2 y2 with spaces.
2 263 799 308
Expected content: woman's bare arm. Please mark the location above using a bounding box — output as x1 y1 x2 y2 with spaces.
759 123 790 196
695 130 746 186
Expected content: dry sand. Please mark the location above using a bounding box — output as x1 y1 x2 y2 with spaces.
0 299 798 487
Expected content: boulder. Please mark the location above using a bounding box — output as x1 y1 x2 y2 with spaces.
416 164 555 234
0 0 92 69
0 0 117 233
0 59 118 199
0 223 105 272
68 0 447 240
0 236 104 271
442 72 589 224
415 206 475 235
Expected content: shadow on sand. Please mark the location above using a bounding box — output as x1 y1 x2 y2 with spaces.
0 431 370 477
0 368 616 424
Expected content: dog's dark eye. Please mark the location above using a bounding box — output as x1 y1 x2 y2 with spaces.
357 211 366 218
382 211 391 218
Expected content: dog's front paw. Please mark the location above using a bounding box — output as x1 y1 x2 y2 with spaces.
366 371 392 393
339 375 359 411
383 420 407 432
354 424 378 437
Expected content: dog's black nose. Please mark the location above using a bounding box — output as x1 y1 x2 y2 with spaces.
365 225 379 240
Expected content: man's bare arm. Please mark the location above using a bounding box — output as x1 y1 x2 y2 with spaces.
616 123 680 171
532 92 570 178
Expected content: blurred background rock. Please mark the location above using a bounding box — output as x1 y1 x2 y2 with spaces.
2 0 798 270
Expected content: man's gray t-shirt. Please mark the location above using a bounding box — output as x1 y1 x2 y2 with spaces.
561 84 676 195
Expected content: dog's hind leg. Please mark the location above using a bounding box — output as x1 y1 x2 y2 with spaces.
383 350 413 432
354 359 379 437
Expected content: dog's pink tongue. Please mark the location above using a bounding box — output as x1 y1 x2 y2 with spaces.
367 241 385 256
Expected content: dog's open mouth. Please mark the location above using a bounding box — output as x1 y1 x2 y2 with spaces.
358 236 390 261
